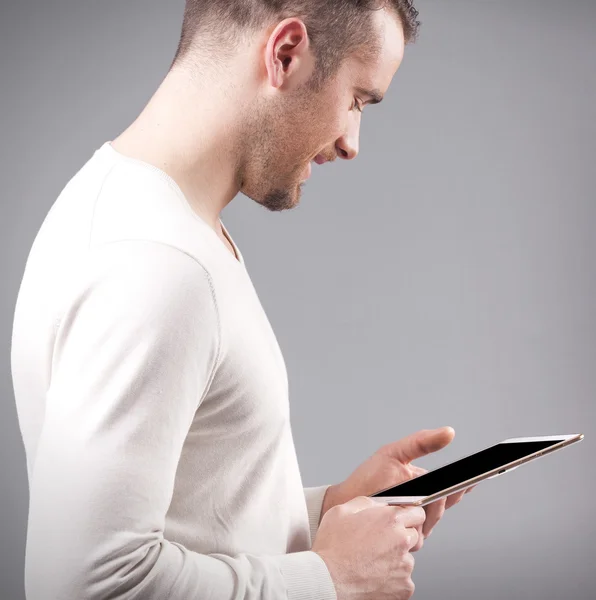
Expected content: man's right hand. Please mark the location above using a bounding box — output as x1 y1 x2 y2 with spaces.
312 496 426 600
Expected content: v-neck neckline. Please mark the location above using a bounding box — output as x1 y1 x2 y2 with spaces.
220 220 242 264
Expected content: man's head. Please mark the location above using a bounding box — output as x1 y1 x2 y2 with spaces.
169 1 420 212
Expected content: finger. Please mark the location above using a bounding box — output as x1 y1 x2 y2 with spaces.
405 526 420 551
342 495 384 514
393 505 427 528
410 523 425 552
465 484 477 494
422 496 446 537
384 427 455 464
445 489 466 509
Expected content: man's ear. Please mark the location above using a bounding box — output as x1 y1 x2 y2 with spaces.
263 18 314 91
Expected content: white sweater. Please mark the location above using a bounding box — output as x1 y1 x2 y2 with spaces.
11 141 338 600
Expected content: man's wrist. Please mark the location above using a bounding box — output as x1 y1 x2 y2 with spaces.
320 483 342 524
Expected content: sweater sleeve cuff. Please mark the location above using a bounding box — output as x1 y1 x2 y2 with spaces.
303 485 331 545
272 550 337 600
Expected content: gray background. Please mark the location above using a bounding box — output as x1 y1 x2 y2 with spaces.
1 0 594 598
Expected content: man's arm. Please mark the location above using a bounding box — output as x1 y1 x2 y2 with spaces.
24 240 336 600
303 484 339 546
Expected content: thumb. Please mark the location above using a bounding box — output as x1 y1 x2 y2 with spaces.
380 427 455 463
340 495 381 514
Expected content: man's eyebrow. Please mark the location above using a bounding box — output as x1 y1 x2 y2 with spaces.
355 86 384 105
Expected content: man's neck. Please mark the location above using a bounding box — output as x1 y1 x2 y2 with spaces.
110 68 248 233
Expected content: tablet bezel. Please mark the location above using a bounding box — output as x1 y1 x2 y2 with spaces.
368 433 584 507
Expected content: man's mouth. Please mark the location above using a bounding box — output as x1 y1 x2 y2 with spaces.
301 153 329 181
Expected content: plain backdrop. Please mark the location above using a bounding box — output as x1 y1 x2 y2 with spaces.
1 1 595 599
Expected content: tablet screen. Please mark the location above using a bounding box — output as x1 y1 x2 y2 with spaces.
371 439 563 497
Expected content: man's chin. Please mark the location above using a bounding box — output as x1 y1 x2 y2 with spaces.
241 170 305 211
262 185 302 212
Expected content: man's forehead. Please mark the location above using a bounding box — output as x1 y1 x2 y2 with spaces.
349 47 401 104
351 15 404 74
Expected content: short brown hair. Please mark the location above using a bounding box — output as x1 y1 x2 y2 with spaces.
170 1 420 92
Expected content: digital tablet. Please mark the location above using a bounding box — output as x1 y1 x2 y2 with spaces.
369 433 584 507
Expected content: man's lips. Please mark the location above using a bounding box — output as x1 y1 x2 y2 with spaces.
301 154 329 180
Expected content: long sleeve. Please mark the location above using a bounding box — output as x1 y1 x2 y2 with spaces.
23 240 336 600
303 485 333 545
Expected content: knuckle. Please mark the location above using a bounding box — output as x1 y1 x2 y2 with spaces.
396 531 410 551
402 530 415 551
406 578 416 597
391 509 404 526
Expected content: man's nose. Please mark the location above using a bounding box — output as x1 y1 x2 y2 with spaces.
335 123 360 160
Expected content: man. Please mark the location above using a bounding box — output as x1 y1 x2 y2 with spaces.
11 1 474 599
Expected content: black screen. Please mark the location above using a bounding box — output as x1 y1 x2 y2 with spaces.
371 440 562 497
